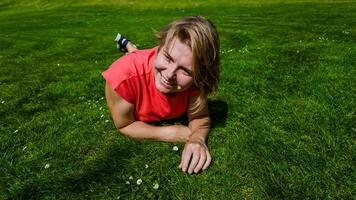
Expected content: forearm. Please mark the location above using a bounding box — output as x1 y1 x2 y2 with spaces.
119 121 183 143
188 116 211 142
126 41 138 53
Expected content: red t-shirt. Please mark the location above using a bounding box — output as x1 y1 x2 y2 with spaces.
102 47 199 122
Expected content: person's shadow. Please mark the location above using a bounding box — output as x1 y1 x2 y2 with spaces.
12 100 228 198
207 99 228 128
152 99 228 128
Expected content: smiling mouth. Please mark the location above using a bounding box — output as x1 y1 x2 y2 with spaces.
160 73 176 88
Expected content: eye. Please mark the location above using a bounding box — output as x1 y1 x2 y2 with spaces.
164 53 172 63
180 68 192 76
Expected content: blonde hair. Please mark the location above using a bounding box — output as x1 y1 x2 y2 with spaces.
155 16 220 111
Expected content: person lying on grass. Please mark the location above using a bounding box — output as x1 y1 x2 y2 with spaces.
102 16 220 174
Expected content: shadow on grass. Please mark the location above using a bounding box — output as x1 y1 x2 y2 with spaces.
208 100 228 128
12 100 228 199
12 143 136 199
151 99 228 128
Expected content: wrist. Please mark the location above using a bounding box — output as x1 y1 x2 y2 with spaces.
158 125 185 142
188 134 206 144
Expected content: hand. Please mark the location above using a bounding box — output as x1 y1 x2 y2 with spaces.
178 138 212 174
165 125 192 142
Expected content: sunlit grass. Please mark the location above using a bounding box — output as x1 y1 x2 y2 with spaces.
0 0 355 199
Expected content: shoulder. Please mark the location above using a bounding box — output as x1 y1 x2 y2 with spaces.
102 54 134 91
102 47 157 90
126 47 158 71
128 47 157 61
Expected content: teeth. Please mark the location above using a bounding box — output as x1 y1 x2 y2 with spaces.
162 77 169 85
162 75 171 85
161 74 179 89
164 77 169 84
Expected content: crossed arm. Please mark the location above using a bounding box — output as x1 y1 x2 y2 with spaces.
105 82 212 174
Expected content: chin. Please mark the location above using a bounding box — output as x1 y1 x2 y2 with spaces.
154 75 174 93
156 84 176 94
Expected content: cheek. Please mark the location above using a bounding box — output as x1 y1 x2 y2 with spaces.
178 75 194 87
154 55 166 70
153 59 161 69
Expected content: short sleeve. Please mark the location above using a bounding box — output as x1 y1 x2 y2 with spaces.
115 80 136 104
102 55 136 104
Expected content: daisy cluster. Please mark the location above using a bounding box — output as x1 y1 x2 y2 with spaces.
220 48 235 54
78 96 111 123
123 145 179 190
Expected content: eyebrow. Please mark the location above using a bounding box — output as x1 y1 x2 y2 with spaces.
163 50 193 74
163 50 174 61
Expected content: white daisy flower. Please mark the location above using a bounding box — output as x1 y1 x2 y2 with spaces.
100 114 104 118
153 183 159 190
105 120 109 123
173 146 179 151
136 179 142 185
44 163 50 169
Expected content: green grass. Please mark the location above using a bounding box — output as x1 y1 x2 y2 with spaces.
1 0 355 199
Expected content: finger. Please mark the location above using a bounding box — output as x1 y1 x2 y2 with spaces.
178 147 187 168
181 148 192 173
202 150 212 170
194 149 207 173
178 160 183 168
188 151 200 174
178 146 187 169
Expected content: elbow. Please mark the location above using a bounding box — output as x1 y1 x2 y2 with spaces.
112 115 134 130
115 122 128 133
114 121 129 132
114 122 126 131
117 126 126 134
116 125 131 138
113 120 124 130
114 120 135 137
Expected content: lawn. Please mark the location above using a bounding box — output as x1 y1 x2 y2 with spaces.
0 0 355 199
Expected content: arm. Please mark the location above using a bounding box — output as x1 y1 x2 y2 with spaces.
179 95 212 174
105 82 191 142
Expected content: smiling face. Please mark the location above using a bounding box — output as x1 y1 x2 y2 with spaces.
153 37 194 94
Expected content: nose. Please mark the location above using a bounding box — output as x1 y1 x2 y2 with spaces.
165 63 177 80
